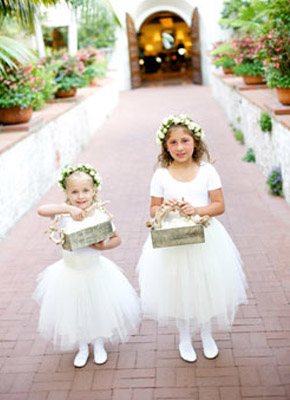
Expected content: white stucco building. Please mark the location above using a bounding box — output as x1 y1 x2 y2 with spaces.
109 0 226 89
40 0 227 90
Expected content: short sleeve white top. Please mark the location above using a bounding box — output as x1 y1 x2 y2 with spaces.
150 162 222 207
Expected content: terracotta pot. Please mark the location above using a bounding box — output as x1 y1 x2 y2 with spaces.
0 105 33 125
90 76 98 86
55 87 77 98
242 75 265 85
276 88 290 105
223 67 233 75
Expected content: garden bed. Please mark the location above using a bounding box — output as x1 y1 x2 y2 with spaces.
0 75 119 239
211 72 290 204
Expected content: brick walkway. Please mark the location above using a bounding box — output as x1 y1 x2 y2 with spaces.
0 85 290 400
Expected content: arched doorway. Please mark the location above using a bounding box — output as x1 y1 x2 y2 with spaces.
126 8 202 88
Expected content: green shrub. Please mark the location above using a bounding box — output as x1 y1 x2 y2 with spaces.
242 148 256 162
31 64 57 111
266 167 283 196
233 128 245 144
233 62 264 77
259 112 272 133
78 3 117 49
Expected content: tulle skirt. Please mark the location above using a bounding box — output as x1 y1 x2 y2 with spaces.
137 218 247 331
34 250 141 350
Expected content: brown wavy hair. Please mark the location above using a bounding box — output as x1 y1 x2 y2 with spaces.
158 125 210 167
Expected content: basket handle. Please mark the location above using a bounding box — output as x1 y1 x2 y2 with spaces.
146 203 210 229
46 201 112 246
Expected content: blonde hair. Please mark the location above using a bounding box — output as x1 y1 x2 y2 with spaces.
65 171 97 204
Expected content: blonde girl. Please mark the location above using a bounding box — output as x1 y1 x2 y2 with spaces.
35 164 140 367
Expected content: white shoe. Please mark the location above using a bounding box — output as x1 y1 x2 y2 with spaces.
94 339 108 365
178 341 197 363
74 345 89 368
201 335 219 359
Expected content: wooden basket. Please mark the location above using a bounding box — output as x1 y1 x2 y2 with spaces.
149 204 206 249
151 224 205 248
62 220 113 251
48 202 114 251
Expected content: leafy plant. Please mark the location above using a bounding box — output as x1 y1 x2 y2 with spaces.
0 35 35 72
210 41 236 69
233 62 263 76
219 0 290 35
232 35 264 76
47 53 86 92
219 0 251 30
76 47 107 83
0 64 42 108
259 112 272 133
242 147 256 162
77 1 117 49
30 63 57 110
233 127 245 144
266 167 283 196
266 68 290 89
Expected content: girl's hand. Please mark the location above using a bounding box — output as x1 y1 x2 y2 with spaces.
179 201 196 216
90 233 121 251
90 240 107 251
163 198 178 207
68 206 86 221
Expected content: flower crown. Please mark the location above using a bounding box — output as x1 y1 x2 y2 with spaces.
156 114 205 145
58 163 102 191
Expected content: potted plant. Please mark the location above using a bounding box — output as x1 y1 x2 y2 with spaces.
232 35 265 84
76 47 107 86
30 62 58 110
261 28 290 105
49 53 86 98
0 64 41 124
210 41 236 74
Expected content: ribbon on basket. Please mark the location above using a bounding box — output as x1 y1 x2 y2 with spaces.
146 202 210 229
47 200 112 246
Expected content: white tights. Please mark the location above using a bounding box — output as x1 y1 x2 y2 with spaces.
177 319 214 344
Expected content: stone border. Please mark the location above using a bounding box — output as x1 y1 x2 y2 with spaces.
0 76 119 239
211 73 290 205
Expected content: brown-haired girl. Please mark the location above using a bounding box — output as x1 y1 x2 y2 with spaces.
137 115 247 363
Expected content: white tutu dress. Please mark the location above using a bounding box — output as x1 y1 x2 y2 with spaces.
137 162 247 331
34 210 140 350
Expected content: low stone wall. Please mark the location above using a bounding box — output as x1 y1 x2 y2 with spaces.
211 73 290 205
0 77 119 239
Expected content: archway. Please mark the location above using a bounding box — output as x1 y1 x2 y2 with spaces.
126 8 202 88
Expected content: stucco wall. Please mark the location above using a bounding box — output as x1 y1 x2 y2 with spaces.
0 78 119 239
211 74 290 204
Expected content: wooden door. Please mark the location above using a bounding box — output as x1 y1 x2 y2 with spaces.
126 13 141 89
190 8 202 84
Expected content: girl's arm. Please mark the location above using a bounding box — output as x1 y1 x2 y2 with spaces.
90 232 121 251
37 203 86 220
150 196 163 217
180 188 225 217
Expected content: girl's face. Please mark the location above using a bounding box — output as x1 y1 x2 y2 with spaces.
66 174 95 210
165 127 195 164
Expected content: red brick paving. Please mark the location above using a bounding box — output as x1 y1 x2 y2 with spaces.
0 84 290 399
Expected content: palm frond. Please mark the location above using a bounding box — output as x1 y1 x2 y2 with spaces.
0 35 36 72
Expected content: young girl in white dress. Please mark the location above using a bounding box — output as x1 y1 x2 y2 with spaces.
137 115 247 362
34 163 140 368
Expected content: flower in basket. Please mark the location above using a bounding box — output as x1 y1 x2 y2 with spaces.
260 27 290 89
0 64 42 109
49 53 86 92
76 47 107 84
210 41 236 71
232 35 264 77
